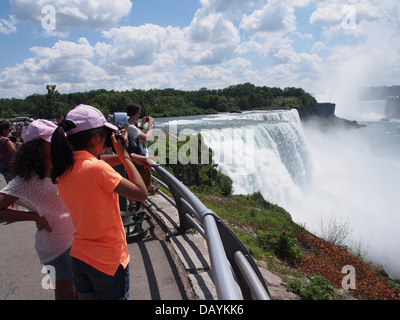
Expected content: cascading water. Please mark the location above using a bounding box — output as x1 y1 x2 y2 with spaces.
156 109 312 206
199 110 312 206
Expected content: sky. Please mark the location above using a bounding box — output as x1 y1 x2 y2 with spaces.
0 0 399 114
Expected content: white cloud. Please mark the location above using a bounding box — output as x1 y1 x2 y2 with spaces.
0 1 328 97
240 0 296 34
10 0 132 35
199 0 264 16
309 2 344 27
92 12 241 91
30 38 94 60
96 8 241 70
98 25 172 69
311 41 326 53
0 37 115 97
181 9 240 65
0 15 17 34
95 23 187 89
188 12 237 45
1 0 399 101
310 0 396 31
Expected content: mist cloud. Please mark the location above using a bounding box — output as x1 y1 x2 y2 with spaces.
291 121 400 279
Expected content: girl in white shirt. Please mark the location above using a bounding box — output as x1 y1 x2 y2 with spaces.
0 120 76 300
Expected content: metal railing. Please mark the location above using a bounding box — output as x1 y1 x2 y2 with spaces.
150 163 271 300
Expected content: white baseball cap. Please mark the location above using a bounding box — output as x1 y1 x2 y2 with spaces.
24 119 57 143
65 104 117 135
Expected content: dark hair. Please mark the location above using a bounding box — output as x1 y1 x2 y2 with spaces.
13 139 46 180
127 103 142 117
50 125 110 184
0 120 11 131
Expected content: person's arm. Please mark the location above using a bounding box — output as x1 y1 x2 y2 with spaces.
110 132 147 201
100 153 155 168
5 139 17 157
0 193 52 232
137 116 154 142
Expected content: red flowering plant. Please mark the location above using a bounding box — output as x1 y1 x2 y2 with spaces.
298 232 399 300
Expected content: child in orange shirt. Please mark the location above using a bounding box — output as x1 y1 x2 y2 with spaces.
51 104 147 300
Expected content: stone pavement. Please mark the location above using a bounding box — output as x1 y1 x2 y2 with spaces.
144 194 218 300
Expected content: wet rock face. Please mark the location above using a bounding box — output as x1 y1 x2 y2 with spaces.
296 103 336 119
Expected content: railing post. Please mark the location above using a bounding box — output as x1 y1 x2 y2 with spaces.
152 164 192 232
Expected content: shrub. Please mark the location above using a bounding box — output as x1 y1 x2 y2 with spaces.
276 230 304 263
257 230 303 264
219 174 233 196
286 276 336 300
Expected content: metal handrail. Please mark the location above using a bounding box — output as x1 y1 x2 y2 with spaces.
150 163 271 300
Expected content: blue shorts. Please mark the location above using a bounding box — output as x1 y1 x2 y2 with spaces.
0 165 15 181
71 257 130 300
45 248 73 280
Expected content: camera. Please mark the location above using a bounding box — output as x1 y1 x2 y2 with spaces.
114 130 122 141
104 130 122 149
105 112 128 149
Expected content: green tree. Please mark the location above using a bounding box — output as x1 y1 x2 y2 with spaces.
36 84 58 119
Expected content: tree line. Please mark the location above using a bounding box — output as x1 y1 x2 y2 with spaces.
0 83 317 119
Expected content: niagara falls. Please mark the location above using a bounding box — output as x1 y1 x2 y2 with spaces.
154 103 400 280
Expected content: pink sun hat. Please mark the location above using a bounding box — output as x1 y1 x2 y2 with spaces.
23 119 57 143
65 104 118 135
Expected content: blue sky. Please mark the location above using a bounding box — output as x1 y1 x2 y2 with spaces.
0 0 399 115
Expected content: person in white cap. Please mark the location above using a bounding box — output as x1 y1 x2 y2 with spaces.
0 119 76 300
50 104 147 300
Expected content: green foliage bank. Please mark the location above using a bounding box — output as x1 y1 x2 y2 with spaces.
0 83 317 119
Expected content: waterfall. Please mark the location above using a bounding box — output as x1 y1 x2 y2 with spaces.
200 109 312 206
240 109 302 124
156 108 400 278
355 100 387 121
